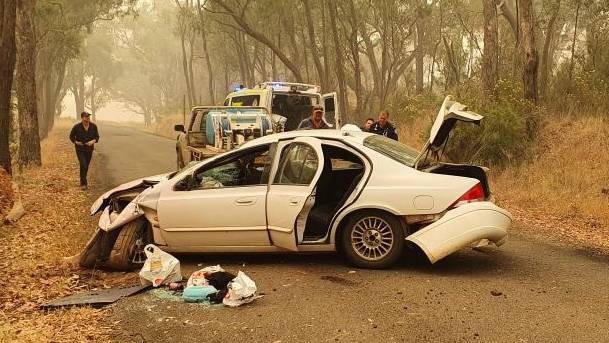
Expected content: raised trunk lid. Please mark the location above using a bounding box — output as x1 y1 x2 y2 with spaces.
414 96 483 169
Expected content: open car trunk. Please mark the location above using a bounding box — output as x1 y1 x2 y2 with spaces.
414 96 490 196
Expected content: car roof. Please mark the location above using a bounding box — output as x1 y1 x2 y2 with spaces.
240 129 374 149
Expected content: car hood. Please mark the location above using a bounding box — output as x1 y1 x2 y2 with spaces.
90 172 171 215
414 96 483 168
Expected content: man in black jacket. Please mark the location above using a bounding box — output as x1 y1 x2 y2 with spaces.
370 110 398 140
69 112 99 190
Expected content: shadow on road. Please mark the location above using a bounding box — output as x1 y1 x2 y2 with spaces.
170 245 516 277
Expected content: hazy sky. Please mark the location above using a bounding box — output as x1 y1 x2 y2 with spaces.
60 93 144 123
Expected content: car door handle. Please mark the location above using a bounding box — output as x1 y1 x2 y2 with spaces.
235 197 256 206
289 197 300 205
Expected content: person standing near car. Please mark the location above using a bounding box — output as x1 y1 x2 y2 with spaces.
297 105 330 130
69 111 99 190
360 117 375 132
370 110 398 140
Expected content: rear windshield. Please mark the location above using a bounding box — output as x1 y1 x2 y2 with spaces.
363 135 419 167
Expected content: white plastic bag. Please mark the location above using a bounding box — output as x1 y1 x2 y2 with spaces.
139 244 182 287
186 265 225 288
223 271 258 307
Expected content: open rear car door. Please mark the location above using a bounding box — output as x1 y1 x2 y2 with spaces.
266 137 325 250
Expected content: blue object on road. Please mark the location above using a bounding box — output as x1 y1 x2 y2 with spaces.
182 285 218 303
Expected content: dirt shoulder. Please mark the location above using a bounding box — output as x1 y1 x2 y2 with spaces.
0 123 136 342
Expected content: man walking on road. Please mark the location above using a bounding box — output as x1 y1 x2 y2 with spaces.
69 111 99 190
370 110 398 140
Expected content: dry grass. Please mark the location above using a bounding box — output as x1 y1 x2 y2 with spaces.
0 122 137 342
493 116 609 251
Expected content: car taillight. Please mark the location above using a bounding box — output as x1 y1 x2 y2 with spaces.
452 183 485 208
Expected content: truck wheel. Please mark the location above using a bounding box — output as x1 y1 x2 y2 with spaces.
340 211 405 269
105 218 152 271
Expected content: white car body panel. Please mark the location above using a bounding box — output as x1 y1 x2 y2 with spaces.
157 183 269 247
406 202 511 263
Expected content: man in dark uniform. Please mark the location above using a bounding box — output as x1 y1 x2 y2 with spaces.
297 105 330 130
370 110 398 140
69 111 99 190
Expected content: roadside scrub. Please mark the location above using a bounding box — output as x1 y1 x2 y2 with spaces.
493 115 609 251
0 122 136 342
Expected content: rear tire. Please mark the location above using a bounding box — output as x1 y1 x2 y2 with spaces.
340 211 405 269
106 218 152 271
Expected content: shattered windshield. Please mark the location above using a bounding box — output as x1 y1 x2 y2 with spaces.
363 135 419 167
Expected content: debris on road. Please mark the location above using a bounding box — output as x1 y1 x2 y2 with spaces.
183 285 218 303
223 271 259 307
139 244 182 287
42 284 150 308
490 290 503 296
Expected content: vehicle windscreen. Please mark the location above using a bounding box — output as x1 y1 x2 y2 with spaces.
272 93 319 131
231 95 260 106
363 135 419 167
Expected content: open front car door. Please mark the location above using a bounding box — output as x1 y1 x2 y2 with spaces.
266 137 325 250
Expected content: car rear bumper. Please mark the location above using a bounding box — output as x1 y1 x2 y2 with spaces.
405 201 512 263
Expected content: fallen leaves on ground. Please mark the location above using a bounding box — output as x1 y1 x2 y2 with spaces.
0 168 12 220
0 122 138 343
503 200 609 254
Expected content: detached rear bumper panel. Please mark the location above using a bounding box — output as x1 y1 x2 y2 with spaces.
406 202 512 263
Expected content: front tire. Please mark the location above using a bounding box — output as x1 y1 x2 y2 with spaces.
106 218 152 271
340 211 405 269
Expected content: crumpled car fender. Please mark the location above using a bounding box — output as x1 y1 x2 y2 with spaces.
98 202 144 232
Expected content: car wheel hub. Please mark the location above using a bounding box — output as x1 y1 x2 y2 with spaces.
351 216 394 261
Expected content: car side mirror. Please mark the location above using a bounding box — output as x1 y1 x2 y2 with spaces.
174 124 185 133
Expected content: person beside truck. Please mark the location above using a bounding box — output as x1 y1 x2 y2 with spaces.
297 105 331 130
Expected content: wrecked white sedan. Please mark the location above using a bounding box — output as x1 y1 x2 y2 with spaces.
80 96 512 270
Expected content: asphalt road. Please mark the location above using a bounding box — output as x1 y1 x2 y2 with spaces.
94 122 609 343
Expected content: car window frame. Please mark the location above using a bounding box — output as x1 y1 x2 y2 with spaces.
174 144 273 191
273 142 320 186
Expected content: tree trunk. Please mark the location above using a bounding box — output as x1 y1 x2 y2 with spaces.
327 1 348 121
187 34 197 104
540 1 561 100
72 60 86 115
303 0 327 90
179 29 193 109
346 0 363 115
568 0 580 81
0 0 17 174
482 0 499 97
518 0 539 104
517 0 539 139
415 6 425 94
90 75 97 121
495 0 518 40
196 0 215 104
16 0 41 167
